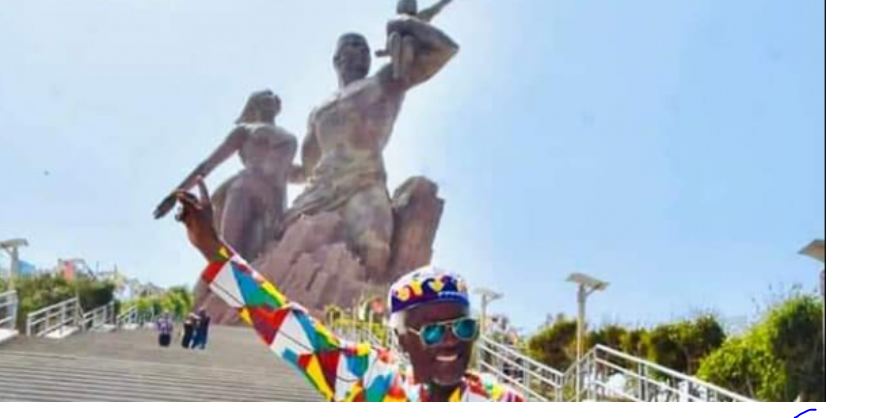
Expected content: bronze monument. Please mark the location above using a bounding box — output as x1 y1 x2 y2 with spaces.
158 12 458 322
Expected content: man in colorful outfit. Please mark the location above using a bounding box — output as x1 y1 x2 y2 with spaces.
174 179 523 402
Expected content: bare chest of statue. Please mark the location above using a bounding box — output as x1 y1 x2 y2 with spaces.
312 76 404 157
240 124 296 166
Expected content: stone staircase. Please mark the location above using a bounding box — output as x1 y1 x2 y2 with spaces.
0 325 322 401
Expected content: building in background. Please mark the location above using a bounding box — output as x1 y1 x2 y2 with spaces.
17 260 37 277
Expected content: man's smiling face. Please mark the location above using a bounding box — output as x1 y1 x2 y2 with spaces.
399 301 476 387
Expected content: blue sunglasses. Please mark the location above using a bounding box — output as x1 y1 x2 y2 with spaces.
409 317 479 346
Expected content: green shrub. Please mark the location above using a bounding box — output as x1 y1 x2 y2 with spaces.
124 286 193 321
7 274 117 331
698 295 824 401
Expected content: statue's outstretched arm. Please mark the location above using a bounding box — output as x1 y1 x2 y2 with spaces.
153 127 246 219
379 17 459 91
183 127 246 190
417 0 454 22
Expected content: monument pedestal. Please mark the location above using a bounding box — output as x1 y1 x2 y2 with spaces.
195 176 444 323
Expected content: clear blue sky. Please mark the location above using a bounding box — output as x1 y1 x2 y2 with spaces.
0 1 824 332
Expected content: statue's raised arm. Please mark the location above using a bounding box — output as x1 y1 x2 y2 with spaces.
153 126 246 219
156 90 299 261
416 0 454 22
378 16 459 91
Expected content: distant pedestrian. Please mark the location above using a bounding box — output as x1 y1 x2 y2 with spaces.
191 309 210 350
181 313 198 349
157 314 173 347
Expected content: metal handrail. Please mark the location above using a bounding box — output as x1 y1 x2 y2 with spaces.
564 345 755 402
595 345 743 397
330 318 387 345
26 297 80 337
478 339 562 387
595 357 705 402
0 290 18 331
326 314 755 403
80 302 115 331
134 307 159 327
480 335 563 379
477 361 550 402
477 335 565 401
116 307 139 329
329 317 411 367
595 345 753 402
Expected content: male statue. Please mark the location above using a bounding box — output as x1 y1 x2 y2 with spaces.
284 17 459 281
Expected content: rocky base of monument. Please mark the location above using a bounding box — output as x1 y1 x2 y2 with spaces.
195 176 444 324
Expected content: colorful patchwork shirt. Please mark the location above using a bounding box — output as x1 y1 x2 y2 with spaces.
201 249 524 402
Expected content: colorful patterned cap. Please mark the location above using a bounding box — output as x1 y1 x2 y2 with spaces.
388 266 470 326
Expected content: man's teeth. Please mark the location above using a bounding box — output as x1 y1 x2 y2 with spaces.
436 354 459 362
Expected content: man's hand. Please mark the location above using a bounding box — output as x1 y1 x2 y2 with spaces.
175 177 224 262
153 194 177 219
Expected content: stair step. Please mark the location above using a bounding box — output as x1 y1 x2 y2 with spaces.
0 380 305 402
0 366 310 398
0 376 314 402
0 352 304 381
0 326 323 401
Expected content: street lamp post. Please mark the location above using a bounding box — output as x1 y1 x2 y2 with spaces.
472 288 503 376
566 273 609 399
799 239 825 349
473 288 503 336
1 239 29 290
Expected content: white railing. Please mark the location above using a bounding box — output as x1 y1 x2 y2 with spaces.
476 335 565 401
26 298 80 338
330 316 753 403
332 320 387 348
0 290 18 332
80 302 115 331
115 307 138 330
115 307 158 330
475 338 754 402
329 318 411 366
138 307 157 327
564 345 755 402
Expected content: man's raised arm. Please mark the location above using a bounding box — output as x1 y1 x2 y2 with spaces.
175 179 377 401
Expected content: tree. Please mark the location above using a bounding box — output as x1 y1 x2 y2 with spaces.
13 274 76 330
70 279 115 312
163 286 193 318
619 328 650 358
526 318 577 370
646 323 686 373
678 315 726 375
527 315 725 375
587 324 628 350
4 274 114 331
698 294 824 401
125 285 193 321
697 327 784 400
766 296 824 401
645 315 725 375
